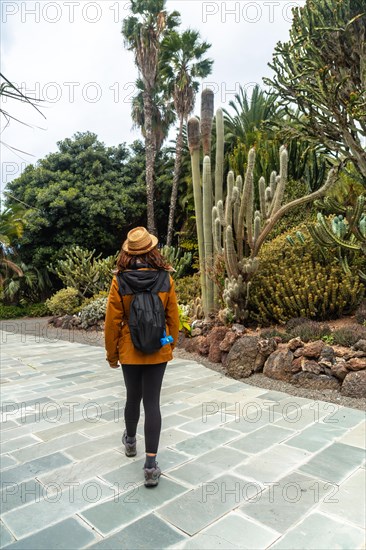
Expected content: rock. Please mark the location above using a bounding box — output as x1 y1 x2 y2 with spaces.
226 336 275 379
302 359 323 375
330 359 348 381
320 345 335 362
191 328 202 337
344 351 366 360
302 340 325 359
198 337 210 356
232 323 246 334
354 339 366 353
263 349 294 382
53 317 64 328
221 351 229 368
341 370 366 398
333 345 351 358
206 326 229 363
318 359 333 369
288 337 304 351
254 338 278 372
292 372 340 390
184 335 206 354
219 331 240 352
293 348 304 358
346 357 366 371
291 357 303 374
176 333 186 348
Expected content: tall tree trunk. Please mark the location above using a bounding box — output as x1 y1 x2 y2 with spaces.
166 115 184 246
143 89 157 236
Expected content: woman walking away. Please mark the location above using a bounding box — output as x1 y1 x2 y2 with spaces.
104 227 180 487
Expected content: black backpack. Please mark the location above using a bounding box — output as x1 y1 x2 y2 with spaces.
116 270 170 354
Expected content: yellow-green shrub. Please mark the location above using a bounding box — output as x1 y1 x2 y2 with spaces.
45 287 80 316
249 226 364 325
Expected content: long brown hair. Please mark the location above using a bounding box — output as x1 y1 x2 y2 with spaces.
116 246 173 272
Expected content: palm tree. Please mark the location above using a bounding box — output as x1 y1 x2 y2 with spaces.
161 30 213 246
131 78 176 154
0 205 26 286
122 1 180 236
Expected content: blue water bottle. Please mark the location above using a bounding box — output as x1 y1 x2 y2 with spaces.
160 330 174 346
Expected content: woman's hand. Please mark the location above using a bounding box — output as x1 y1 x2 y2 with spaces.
108 360 120 368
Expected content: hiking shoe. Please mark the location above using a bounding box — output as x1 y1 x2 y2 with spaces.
143 461 161 487
122 429 137 457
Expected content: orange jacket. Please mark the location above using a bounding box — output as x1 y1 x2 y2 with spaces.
104 269 180 365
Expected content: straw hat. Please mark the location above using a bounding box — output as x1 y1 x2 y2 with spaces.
122 227 158 255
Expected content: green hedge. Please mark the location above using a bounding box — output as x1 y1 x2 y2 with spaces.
0 303 51 320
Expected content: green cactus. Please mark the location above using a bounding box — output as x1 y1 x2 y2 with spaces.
187 116 207 315
189 93 339 322
213 144 338 322
161 245 193 279
308 195 366 281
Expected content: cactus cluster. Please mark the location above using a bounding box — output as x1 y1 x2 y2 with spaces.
308 195 366 281
188 91 338 322
161 245 192 279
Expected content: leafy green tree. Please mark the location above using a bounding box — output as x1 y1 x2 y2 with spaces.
3 132 148 270
122 0 180 236
161 29 213 246
264 0 366 183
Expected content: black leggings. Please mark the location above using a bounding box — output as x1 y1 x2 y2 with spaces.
121 362 167 454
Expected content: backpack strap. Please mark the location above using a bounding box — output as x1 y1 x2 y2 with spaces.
151 270 170 294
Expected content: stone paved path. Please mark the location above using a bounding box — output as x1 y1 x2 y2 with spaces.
1 329 365 549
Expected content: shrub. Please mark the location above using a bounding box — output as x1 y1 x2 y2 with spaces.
0 305 27 319
332 325 366 347
260 328 292 342
49 246 117 298
26 303 51 317
45 287 80 316
249 226 364 325
77 291 109 313
285 317 312 332
79 297 107 329
288 321 332 342
355 301 366 325
175 274 201 305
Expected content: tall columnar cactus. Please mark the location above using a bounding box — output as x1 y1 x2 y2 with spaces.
187 89 222 318
308 195 366 281
213 145 338 322
187 116 207 314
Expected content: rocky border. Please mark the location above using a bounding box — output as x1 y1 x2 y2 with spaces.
178 324 366 399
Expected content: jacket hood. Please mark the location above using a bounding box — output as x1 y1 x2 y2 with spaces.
117 269 170 295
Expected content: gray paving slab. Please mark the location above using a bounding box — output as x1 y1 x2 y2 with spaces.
1 517 99 549
268 511 365 549
1 329 365 550
86 513 186 549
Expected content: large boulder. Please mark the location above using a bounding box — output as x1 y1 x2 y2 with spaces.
341 370 366 398
292 372 340 390
226 336 277 379
263 349 294 382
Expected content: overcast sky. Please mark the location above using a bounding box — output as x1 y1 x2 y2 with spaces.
1 0 305 202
